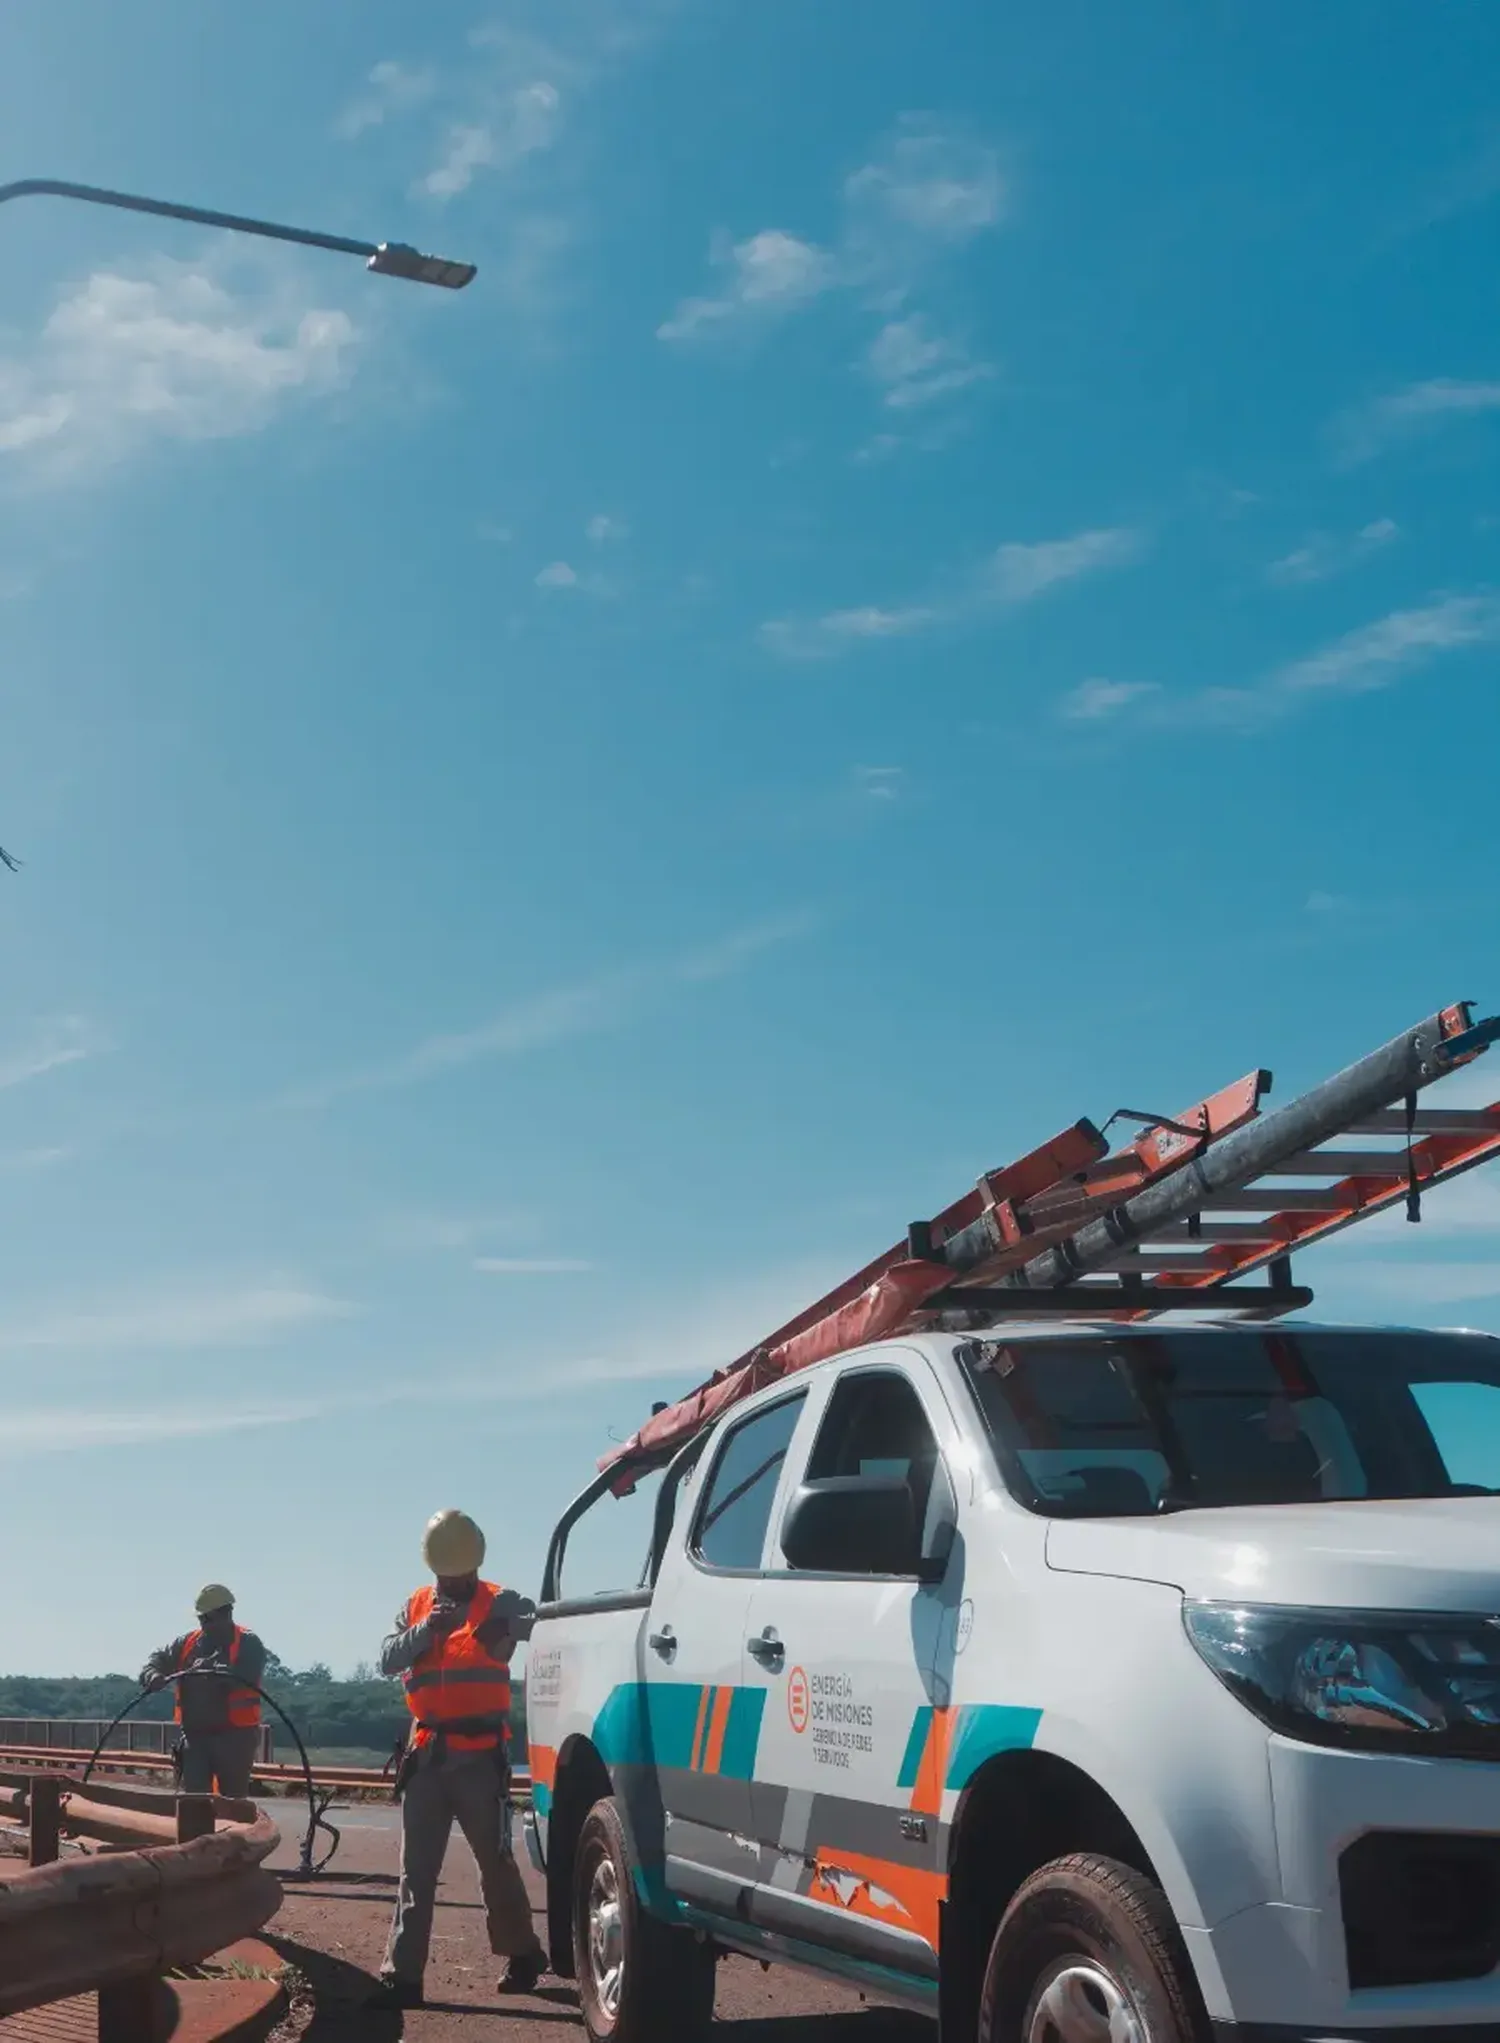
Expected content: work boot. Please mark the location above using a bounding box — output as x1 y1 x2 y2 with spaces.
366 1975 424 2009
497 1946 545 1995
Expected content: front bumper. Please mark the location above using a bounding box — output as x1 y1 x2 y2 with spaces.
1185 1738 1500 2033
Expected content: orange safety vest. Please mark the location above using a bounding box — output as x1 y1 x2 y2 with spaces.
403 1582 513 1754
174 1626 261 1730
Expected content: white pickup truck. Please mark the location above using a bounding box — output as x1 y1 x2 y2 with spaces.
526 1317 1500 2043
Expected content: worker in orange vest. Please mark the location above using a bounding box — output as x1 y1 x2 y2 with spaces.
371 1509 547 2010
140 1584 267 1797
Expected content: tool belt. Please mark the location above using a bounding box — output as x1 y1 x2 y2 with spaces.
393 1718 510 1803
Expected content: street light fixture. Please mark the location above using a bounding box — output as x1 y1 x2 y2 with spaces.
0 179 476 288
0 178 475 874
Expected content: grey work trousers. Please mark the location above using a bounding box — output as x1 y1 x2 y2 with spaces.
178 1727 260 1797
382 1749 540 1984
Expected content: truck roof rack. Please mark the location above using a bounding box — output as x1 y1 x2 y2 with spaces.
599 1000 1500 1486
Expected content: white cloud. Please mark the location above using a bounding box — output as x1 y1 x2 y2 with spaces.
1336 378 1500 463
761 524 1145 661
536 560 580 589
0 1145 75 1173
1273 594 1500 697
853 765 904 802
420 83 562 199
0 1399 328 1459
991 527 1143 602
1061 678 1161 722
865 315 992 410
657 230 836 341
0 1015 107 1090
283 910 816 1107
0 260 356 485
0 1282 352 1355
1267 518 1400 587
758 605 936 660
474 1256 594 1274
336 58 436 139
844 115 1005 254
586 513 628 542
658 114 1002 402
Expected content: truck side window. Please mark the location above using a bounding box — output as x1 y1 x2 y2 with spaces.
692 1394 807 1572
803 1369 949 1565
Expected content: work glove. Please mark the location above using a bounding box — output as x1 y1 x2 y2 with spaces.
476 1592 538 1649
142 1671 168 1694
426 1598 466 1637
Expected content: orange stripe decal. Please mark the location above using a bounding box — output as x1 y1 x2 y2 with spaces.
703 1686 733 1775
689 1686 713 1771
910 1705 953 1815
809 1848 946 1952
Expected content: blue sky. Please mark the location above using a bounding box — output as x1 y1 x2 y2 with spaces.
0 1 1498 1678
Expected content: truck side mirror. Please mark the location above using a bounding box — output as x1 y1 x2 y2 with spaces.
780 1476 923 1577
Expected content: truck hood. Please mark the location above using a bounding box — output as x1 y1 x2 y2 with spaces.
1046 1497 1500 1613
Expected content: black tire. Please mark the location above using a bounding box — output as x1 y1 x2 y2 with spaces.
978 1853 1208 2043
571 1796 715 2043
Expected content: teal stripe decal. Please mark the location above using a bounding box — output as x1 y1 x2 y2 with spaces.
943 1703 1042 1789
717 1687 766 1782
897 1707 932 1790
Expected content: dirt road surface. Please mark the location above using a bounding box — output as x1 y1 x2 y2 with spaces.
263 1799 935 2040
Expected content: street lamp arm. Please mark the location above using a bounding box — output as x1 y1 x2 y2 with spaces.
0 179 475 287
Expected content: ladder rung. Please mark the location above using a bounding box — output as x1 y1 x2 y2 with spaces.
1105 1252 1231 1273
1268 1150 1410 1177
1348 1109 1500 1135
1144 1221 1284 1243
1199 1188 1348 1212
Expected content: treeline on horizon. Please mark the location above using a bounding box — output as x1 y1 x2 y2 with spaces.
0 1658 530 1756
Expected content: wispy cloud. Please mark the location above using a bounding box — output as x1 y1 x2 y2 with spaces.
0 1144 75 1174
0 1281 352 1355
864 315 992 411
335 58 436 139
586 513 628 543
990 527 1142 602
0 259 356 485
1273 593 1500 697
0 1015 107 1091
283 910 817 1108
474 1256 593 1275
760 524 1144 661
380 1210 527 1254
1335 378 1500 464
657 230 836 341
1106 593 1500 731
536 560 579 589
1267 518 1399 587
420 86 561 200
659 115 1002 435
1060 678 1161 722
0 1399 328 1459
853 765 904 803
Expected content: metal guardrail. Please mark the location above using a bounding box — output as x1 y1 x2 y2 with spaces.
0 1770 281 2035
0 1740 533 1806
0 1716 275 1762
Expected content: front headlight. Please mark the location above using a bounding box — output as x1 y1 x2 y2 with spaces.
1184 1601 1500 1759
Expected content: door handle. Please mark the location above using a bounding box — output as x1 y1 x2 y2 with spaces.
747 1627 784 1671
649 1626 676 1659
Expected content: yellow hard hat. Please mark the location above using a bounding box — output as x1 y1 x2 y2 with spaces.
195 1583 235 1616
423 1509 485 1576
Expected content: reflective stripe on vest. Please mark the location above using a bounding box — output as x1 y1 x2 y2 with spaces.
174 1625 261 1730
404 1582 512 1752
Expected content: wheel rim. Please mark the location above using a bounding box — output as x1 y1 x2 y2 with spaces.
586 1852 626 2023
1027 1959 1146 2043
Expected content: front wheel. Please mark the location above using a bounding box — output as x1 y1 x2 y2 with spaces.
978 1854 1208 2043
571 1796 715 2043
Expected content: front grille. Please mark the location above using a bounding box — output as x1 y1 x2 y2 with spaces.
1340 1831 1500 1989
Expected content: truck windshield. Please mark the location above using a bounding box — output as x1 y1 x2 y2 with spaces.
963 1328 1500 1516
